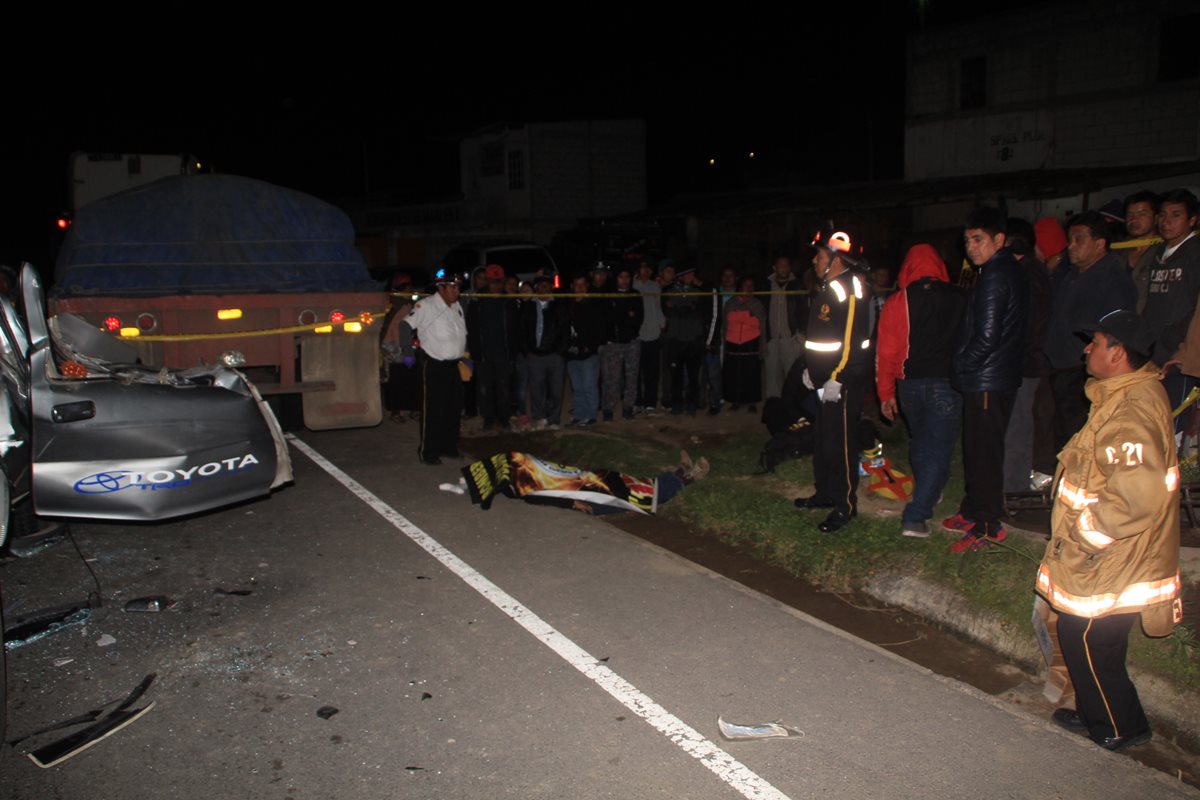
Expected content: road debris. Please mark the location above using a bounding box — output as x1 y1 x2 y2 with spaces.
213 588 253 597
316 706 339 720
26 674 156 768
716 716 804 741
4 604 93 651
96 634 117 647
124 595 174 613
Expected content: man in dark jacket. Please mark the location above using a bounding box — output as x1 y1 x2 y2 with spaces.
600 267 643 421
1142 188 1200 423
662 267 705 415
944 208 1028 551
566 275 607 426
467 264 521 431
1004 218 1053 492
1041 211 1137 453
519 275 569 429
876 244 966 538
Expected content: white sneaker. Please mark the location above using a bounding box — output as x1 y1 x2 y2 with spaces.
901 521 930 538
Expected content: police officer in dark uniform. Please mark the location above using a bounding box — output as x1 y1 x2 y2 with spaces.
793 232 873 533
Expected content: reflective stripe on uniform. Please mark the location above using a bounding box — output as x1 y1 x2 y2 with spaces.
830 281 847 303
860 339 870 349
1057 478 1099 511
806 340 841 352
1166 465 1180 492
1077 508 1114 549
1038 566 1181 617
851 275 863 299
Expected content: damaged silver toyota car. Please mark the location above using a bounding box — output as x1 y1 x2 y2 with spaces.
0 262 292 546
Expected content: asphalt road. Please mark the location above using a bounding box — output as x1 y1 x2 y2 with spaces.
0 423 1195 799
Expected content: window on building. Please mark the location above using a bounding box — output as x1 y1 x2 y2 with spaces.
507 150 524 190
480 142 505 177
960 56 987 110
1158 13 1200 82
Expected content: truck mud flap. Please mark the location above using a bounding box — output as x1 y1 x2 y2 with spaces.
300 336 382 430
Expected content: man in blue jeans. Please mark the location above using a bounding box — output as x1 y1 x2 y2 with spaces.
875 244 967 537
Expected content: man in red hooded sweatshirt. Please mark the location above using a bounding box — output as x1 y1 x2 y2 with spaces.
876 245 968 537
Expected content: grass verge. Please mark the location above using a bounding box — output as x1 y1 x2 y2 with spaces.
541 421 1200 692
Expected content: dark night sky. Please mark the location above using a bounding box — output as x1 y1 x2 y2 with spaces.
3 5 979 269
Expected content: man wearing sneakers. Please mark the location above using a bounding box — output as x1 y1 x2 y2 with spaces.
944 208 1028 551
875 244 966 538
1036 310 1181 752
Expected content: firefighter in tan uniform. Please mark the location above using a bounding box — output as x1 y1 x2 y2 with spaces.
1037 310 1183 751
793 232 873 533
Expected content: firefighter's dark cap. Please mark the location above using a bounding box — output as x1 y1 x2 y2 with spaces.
1080 310 1154 357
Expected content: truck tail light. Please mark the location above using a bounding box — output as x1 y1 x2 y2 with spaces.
330 310 345 324
104 316 122 332
343 322 363 333
136 313 157 332
119 327 140 337
216 308 243 320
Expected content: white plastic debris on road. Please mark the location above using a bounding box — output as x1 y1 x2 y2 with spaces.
717 716 804 741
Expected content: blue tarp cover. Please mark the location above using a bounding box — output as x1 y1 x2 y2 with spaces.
54 174 378 296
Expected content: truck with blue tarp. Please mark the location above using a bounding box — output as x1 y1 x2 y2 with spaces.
51 173 385 430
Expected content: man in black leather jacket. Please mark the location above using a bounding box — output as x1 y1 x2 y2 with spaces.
944 207 1029 552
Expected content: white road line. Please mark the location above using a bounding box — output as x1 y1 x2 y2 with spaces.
288 435 793 800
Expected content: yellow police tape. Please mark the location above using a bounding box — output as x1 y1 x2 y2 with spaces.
1173 385 1200 419
116 311 388 342
395 290 812 300
1111 236 1162 249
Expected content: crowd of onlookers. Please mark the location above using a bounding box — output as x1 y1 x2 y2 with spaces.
380 187 1200 536
381 256 820 430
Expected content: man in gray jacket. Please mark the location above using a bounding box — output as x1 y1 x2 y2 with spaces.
762 254 807 398
634 260 666 414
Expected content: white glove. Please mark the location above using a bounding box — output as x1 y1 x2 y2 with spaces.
802 369 814 390
821 378 842 403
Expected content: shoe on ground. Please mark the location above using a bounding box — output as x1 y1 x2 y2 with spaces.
533 419 548 431
443 451 465 461
421 457 443 466
603 410 614 422
623 407 635 420
794 495 835 510
687 456 710 481
1051 708 1086 730
707 406 720 416
949 525 1007 554
578 418 596 427
568 418 582 427
901 521 930 538
941 513 977 533
546 422 561 431
1030 470 1055 491
1096 728 1153 751
680 450 694 472
819 510 856 533
730 403 741 411
670 406 683 416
